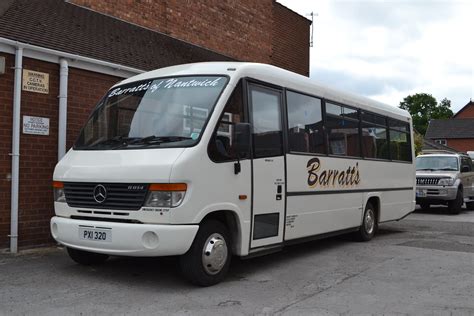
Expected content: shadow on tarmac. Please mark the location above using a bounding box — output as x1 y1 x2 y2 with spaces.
56 226 407 289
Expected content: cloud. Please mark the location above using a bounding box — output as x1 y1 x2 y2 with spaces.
312 67 413 98
277 0 473 112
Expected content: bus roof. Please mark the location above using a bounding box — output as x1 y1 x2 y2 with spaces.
115 62 411 121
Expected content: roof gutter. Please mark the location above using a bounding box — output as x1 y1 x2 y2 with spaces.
0 37 145 77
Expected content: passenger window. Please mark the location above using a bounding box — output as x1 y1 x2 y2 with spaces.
361 113 389 159
389 119 411 162
208 81 245 162
389 130 410 161
325 102 360 157
287 91 324 154
250 85 283 158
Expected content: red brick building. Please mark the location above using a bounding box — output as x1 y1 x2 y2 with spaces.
0 0 311 251
424 101 474 153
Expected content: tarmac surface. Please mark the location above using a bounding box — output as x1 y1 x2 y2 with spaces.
1 206 473 315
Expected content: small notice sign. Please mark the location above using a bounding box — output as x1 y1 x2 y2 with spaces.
22 69 49 94
23 116 50 136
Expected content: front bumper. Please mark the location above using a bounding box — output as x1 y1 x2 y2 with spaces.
50 216 198 257
415 185 457 202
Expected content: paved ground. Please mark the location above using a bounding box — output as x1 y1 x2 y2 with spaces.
1 206 474 315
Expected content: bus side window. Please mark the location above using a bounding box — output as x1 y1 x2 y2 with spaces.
287 91 325 154
325 103 360 157
208 81 245 162
361 112 389 160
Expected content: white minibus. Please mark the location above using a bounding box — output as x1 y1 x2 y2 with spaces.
51 62 415 286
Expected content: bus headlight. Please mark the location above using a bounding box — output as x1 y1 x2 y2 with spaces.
145 183 187 208
438 178 454 186
53 181 67 203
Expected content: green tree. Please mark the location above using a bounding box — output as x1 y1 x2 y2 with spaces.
399 93 453 135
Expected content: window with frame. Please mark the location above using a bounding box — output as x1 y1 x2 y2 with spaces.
361 112 389 160
250 85 283 158
388 119 412 161
208 81 245 162
325 102 360 157
435 139 447 146
287 91 325 154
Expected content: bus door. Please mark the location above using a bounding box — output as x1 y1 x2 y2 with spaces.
248 83 286 248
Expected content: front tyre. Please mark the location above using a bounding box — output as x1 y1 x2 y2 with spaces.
448 189 463 215
67 247 109 265
179 220 231 286
355 202 377 242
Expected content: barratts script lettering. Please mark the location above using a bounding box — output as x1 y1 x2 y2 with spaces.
307 157 360 188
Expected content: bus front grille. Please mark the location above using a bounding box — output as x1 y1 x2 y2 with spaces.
64 182 149 211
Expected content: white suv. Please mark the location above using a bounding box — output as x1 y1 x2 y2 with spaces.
416 153 474 214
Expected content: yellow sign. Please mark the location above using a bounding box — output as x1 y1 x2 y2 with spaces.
22 69 49 94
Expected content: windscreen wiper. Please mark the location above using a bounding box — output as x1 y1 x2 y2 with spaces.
90 136 140 149
129 135 192 146
437 167 458 171
417 168 435 171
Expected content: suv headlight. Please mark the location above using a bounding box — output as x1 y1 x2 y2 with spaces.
53 181 66 203
438 178 454 186
145 183 187 208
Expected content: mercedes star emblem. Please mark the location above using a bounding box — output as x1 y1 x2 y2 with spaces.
93 184 107 204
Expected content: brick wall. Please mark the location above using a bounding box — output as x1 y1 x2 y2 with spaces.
0 53 121 249
454 102 474 119
446 139 474 153
69 0 310 75
0 53 14 248
272 3 310 76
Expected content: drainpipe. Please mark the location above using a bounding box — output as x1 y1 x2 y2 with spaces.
10 46 23 253
58 59 68 160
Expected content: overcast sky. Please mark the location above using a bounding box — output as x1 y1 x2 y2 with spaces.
277 0 473 113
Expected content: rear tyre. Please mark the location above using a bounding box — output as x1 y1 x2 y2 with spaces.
355 202 377 242
419 202 430 210
179 219 231 286
448 189 463 215
67 247 109 265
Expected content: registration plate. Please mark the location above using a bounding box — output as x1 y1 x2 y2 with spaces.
79 227 112 242
416 189 426 197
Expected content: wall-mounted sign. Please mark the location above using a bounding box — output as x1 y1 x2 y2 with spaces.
22 69 49 94
23 115 50 136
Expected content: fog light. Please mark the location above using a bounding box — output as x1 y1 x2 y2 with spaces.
142 231 159 249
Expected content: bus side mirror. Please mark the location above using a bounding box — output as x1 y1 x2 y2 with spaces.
234 123 251 159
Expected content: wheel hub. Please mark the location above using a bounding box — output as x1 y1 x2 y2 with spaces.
202 233 228 275
365 209 375 234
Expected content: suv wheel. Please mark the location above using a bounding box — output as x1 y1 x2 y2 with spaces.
419 202 430 210
466 201 474 210
448 189 463 215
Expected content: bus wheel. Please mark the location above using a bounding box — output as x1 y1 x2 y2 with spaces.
67 247 109 265
179 219 231 286
355 202 377 242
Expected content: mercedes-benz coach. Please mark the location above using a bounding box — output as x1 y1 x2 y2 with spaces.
51 62 415 286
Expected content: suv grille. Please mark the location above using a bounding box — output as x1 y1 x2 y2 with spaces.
416 177 440 185
64 183 149 211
